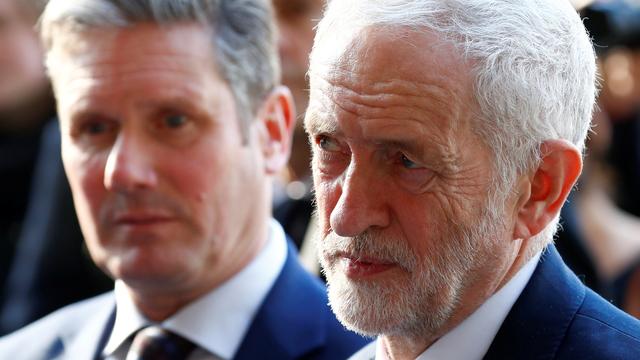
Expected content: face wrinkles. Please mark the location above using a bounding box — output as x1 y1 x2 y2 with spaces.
312 27 505 345
308 66 481 192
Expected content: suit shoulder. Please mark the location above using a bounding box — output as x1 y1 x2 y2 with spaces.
240 249 368 360
0 292 113 356
557 288 640 359
292 269 370 358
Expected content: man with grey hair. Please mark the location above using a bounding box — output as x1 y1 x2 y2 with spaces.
305 0 640 359
0 0 367 358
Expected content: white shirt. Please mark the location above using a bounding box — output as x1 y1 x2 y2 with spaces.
375 252 542 360
103 219 288 360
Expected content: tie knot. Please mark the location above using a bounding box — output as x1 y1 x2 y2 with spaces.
127 326 196 360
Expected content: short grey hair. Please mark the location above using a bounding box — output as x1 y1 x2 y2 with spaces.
311 0 598 248
40 0 279 136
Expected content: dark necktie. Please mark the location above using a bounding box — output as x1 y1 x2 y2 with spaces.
126 326 197 360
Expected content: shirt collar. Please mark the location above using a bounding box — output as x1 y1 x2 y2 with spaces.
103 219 287 359
376 251 541 360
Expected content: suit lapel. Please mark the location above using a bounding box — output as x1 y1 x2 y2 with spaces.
483 245 585 359
57 296 115 360
234 241 327 360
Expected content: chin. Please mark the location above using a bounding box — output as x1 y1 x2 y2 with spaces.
325 267 456 340
107 249 188 286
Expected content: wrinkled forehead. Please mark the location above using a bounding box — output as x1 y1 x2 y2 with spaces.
306 25 475 124
310 25 465 85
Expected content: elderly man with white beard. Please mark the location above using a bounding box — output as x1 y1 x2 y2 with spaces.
305 0 640 359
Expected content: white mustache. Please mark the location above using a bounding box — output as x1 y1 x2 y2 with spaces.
320 231 418 272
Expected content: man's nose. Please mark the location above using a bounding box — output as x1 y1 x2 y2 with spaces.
104 132 158 192
329 161 390 237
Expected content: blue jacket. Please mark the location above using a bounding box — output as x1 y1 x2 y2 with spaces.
0 242 368 359
349 245 640 360
484 245 640 359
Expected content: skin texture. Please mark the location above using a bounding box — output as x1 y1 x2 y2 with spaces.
50 23 295 321
306 27 582 359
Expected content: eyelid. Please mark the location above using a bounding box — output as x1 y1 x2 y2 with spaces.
72 115 117 136
400 153 421 169
316 134 342 152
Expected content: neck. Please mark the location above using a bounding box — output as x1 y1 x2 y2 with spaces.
379 335 429 360
125 217 271 322
381 238 535 360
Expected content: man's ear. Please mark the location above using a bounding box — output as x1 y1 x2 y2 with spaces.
512 139 582 239
256 86 296 175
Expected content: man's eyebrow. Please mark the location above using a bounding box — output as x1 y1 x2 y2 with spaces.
304 111 341 136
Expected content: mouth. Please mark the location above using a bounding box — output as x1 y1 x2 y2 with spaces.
335 252 396 279
113 213 175 227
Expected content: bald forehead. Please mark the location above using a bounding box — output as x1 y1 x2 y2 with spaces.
306 26 477 136
309 26 472 105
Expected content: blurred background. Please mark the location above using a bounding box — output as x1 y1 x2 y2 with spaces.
0 0 638 336
556 0 640 319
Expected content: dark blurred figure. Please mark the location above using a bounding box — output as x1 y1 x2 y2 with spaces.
0 0 52 275
0 0 112 335
556 0 640 318
584 0 640 217
272 0 324 273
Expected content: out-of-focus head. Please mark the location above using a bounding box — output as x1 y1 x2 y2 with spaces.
307 0 595 345
41 0 295 317
272 0 324 182
0 0 49 119
272 0 323 114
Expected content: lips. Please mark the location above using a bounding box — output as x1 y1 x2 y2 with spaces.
112 212 175 226
337 253 396 278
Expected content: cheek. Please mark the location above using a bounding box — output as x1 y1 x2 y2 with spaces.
391 194 453 254
63 156 108 244
313 178 341 234
165 148 231 224
66 154 107 214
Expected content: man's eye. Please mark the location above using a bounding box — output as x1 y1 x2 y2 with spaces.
164 114 188 128
401 154 420 169
318 135 341 152
84 121 110 135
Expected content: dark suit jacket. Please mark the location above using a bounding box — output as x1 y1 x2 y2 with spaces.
350 245 640 360
484 245 640 359
0 241 368 359
0 120 112 335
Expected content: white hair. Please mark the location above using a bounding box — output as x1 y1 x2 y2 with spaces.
311 0 597 248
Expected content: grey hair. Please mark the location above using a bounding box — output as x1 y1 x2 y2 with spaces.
40 0 279 136
311 0 597 248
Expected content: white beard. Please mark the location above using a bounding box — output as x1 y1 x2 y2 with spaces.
318 205 502 340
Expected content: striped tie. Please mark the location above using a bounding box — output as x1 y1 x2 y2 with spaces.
126 326 197 360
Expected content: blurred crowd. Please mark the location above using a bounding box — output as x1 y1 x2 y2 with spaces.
555 0 640 318
0 0 638 335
